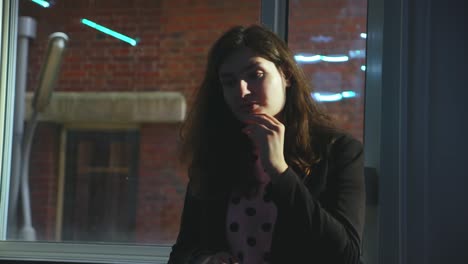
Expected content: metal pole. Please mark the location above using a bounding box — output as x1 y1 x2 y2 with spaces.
8 16 36 239
18 31 69 240
18 111 38 240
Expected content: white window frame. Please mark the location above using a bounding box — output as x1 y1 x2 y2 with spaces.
0 0 17 241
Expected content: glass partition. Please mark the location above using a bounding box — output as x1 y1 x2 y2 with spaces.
0 0 375 263
6 0 261 245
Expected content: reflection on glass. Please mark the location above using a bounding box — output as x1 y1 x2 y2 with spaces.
289 0 368 141
8 0 367 247
80 18 138 46
31 0 50 8
8 0 261 244
289 2 374 263
61 131 138 242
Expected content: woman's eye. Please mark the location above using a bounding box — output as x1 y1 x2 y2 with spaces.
247 71 264 80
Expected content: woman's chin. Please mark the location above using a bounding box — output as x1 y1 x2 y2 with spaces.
235 109 266 123
237 113 256 123
238 117 249 124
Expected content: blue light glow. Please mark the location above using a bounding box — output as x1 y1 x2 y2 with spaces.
312 91 358 102
294 55 321 62
310 35 333 43
313 93 343 102
81 18 138 46
32 0 50 8
321 55 349 62
361 65 366 71
295 54 349 63
341 91 357 98
348 49 366 59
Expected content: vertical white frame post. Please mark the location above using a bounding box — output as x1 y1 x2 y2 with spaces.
0 0 19 240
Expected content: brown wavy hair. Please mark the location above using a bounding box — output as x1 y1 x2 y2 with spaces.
180 25 336 198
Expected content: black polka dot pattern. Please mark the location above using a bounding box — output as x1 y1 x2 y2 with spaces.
226 183 277 264
247 236 256 246
262 222 272 232
245 207 256 216
229 222 239 232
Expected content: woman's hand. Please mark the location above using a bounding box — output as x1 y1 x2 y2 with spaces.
242 113 288 176
196 251 239 264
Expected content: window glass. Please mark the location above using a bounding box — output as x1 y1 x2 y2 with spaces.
5 0 369 251
288 0 368 141
7 0 260 245
62 131 139 243
289 2 374 263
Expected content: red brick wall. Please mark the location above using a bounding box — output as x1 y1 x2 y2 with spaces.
19 0 260 242
136 123 186 243
19 0 366 243
29 123 60 240
21 0 260 98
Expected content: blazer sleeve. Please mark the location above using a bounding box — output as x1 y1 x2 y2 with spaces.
168 168 230 264
168 182 203 264
269 134 365 263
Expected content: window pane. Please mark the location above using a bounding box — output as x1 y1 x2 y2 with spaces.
7 0 260 245
288 0 368 141
62 131 138 243
289 2 375 263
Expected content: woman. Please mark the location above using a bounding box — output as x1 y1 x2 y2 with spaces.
169 25 365 264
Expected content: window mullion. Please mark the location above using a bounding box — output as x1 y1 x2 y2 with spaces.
261 0 288 42
0 0 19 240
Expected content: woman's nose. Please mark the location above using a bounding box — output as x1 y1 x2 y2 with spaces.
239 79 251 98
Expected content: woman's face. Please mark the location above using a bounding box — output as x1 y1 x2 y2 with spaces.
219 47 289 123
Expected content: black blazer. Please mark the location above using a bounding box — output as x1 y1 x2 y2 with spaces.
168 133 365 264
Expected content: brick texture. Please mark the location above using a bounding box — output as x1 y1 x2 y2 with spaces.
29 123 60 240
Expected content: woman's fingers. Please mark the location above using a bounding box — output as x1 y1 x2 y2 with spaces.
246 113 282 125
255 112 282 126
244 114 285 136
241 113 288 175
242 123 272 147
242 123 271 135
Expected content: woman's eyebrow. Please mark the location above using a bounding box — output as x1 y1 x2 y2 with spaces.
240 62 262 74
219 61 262 79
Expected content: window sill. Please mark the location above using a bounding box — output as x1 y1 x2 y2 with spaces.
0 241 171 263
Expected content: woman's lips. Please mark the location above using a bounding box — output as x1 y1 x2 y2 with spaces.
240 103 259 113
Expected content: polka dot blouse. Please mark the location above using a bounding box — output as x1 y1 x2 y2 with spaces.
226 157 278 264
